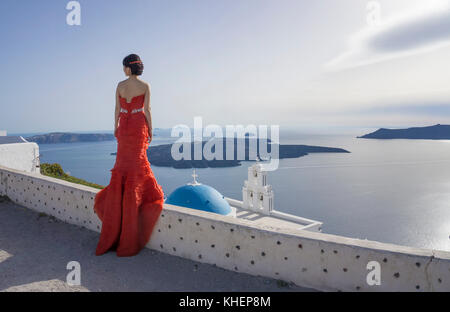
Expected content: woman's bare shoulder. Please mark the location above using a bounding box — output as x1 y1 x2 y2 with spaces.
137 79 150 89
135 80 150 95
116 79 128 92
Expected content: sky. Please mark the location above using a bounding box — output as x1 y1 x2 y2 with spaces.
1 0 449 134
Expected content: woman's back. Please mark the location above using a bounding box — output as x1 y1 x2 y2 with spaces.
116 76 151 138
118 78 148 102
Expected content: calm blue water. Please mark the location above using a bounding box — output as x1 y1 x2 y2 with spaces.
17 131 450 252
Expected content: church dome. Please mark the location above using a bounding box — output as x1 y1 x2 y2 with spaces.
165 182 232 216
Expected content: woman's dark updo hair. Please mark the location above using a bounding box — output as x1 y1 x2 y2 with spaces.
123 54 144 76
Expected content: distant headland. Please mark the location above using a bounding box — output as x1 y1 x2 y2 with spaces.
25 129 167 144
358 124 450 140
25 132 115 144
140 138 350 169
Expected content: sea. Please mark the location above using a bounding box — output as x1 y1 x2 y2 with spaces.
10 129 450 252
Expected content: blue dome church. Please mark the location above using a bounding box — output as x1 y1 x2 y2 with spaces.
165 169 235 217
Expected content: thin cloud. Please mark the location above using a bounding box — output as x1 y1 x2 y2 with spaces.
354 102 450 116
324 1 450 71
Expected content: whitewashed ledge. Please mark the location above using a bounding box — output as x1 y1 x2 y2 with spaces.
0 165 449 292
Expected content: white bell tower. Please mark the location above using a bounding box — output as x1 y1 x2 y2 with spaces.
242 163 274 214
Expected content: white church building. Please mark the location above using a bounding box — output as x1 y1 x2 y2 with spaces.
166 162 323 232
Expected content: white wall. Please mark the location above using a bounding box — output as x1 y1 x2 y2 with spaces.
0 165 449 292
0 142 40 173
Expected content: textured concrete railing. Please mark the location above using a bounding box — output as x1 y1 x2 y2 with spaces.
0 165 449 292
0 141 40 173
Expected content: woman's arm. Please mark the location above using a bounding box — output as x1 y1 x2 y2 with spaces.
144 83 153 141
114 85 120 137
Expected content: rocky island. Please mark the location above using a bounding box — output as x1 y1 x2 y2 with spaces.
358 124 450 140
137 138 350 168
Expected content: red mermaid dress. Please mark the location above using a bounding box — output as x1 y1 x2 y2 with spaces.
94 94 165 257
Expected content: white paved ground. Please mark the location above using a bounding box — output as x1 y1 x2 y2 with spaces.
0 199 315 292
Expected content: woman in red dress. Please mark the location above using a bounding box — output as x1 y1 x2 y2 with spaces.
94 54 165 257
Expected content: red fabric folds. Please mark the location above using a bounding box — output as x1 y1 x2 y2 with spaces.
94 94 164 257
